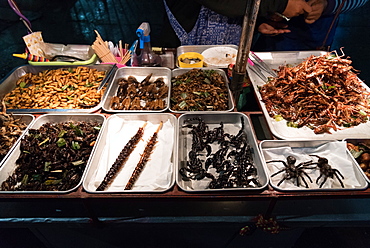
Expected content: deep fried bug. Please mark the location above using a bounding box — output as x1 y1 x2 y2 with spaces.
1 121 101 191
267 155 316 188
181 117 261 189
310 155 345 188
259 51 370 134
0 100 28 161
125 122 163 190
96 123 146 191
170 69 229 111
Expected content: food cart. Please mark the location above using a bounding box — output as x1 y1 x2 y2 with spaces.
1 0 370 246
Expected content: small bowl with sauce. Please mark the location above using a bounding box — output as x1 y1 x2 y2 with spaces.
178 52 204 68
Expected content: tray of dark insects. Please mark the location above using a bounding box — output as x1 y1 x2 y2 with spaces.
169 68 235 113
247 51 370 140
345 139 370 185
177 112 268 192
260 139 368 191
83 113 177 193
0 64 114 113
102 67 171 112
0 114 35 168
0 113 106 193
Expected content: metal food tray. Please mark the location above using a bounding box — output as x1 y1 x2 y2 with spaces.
102 67 171 112
177 112 268 192
0 114 35 168
176 45 238 68
0 64 114 113
247 51 370 140
344 138 370 184
169 68 235 113
28 43 98 66
83 113 177 193
0 113 106 194
260 139 368 191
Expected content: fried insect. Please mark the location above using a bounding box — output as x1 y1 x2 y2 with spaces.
170 69 229 111
96 123 147 191
124 122 163 190
110 74 168 110
0 100 27 161
310 155 345 188
1 121 101 191
347 142 370 179
267 155 316 188
180 117 261 189
259 50 370 134
4 67 106 109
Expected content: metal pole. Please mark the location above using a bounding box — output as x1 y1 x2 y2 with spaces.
230 0 261 107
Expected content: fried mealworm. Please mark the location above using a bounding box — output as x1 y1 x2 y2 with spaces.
124 121 163 190
96 122 147 191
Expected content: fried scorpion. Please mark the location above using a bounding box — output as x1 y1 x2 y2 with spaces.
180 117 261 189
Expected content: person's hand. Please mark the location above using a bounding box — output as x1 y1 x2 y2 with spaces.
282 0 313 18
258 22 291 36
304 0 327 24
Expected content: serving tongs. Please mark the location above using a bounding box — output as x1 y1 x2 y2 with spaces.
247 58 268 82
249 51 277 77
97 63 118 92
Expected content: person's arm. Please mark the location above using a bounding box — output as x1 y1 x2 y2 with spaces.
304 0 368 24
323 0 369 14
197 0 313 20
196 0 289 18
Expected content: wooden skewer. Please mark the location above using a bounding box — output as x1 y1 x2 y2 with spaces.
125 122 163 190
92 30 117 63
96 122 147 191
119 50 131 65
119 40 123 58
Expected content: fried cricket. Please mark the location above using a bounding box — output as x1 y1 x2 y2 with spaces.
259 50 370 134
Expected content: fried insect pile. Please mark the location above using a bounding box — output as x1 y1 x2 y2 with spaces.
259 51 370 134
180 117 261 189
347 141 370 179
267 154 345 188
0 101 27 161
1 121 101 191
110 74 168 110
171 69 229 111
4 67 106 109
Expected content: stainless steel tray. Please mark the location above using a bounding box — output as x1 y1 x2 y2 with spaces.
102 67 171 112
0 64 114 113
248 51 370 140
176 45 238 68
28 43 98 66
169 68 235 113
260 139 368 191
0 114 35 168
344 138 370 184
177 112 268 192
83 113 177 193
0 113 106 193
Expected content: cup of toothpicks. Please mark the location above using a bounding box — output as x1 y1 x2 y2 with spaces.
92 30 131 66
